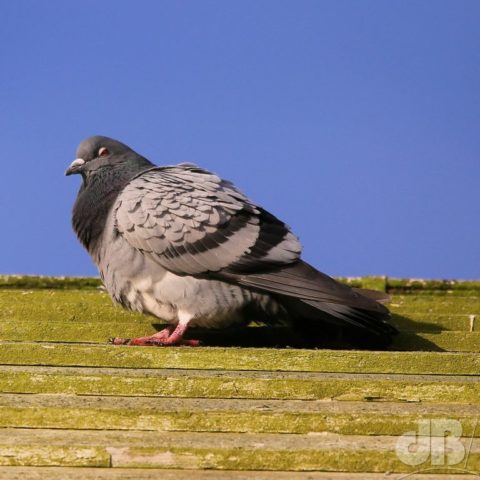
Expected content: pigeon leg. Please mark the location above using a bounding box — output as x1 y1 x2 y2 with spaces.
110 314 200 347
158 322 200 346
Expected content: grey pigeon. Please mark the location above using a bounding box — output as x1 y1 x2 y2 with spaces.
66 136 396 348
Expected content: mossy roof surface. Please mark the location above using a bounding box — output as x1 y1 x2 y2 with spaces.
0 274 479 478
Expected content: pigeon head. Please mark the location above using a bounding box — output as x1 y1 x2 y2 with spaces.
65 136 152 178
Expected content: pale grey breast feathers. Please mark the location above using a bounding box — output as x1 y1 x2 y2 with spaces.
113 165 302 275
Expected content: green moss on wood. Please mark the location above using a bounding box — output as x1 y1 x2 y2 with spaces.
337 276 387 292
387 278 480 293
0 446 109 467
391 313 472 332
1 274 479 476
0 367 479 403
0 276 102 290
0 290 148 324
3 321 479 349
3 406 480 437
390 295 480 315
111 446 480 472
0 321 158 343
391 332 480 352
0 467 382 479
1 343 480 375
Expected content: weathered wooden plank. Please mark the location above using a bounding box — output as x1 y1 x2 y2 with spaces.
391 313 475 332
1 447 479 473
5 393 480 413
1 342 480 374
0 290 146 324
0 428 479 472
2 324 479 351
385 277 480 292
390 295 480 314
0 446 109 467
0 468 476 479
0 321 157 343
0 394 479 436
0 366 479 403
0 276 102 290
109 447 480 472
392 332 480 352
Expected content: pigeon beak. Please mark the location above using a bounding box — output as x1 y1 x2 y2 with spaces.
65 158 86 176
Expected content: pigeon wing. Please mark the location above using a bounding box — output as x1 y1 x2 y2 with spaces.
114 165 302 275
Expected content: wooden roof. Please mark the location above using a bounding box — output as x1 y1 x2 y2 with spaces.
0 275 478 478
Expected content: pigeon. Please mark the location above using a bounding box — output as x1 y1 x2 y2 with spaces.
66 135 396 348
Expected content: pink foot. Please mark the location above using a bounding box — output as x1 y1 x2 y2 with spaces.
109 324 200 347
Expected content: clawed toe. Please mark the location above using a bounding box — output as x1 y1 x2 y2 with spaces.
108 337 131 345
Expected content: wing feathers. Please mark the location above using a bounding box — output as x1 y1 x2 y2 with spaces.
114 165 301 275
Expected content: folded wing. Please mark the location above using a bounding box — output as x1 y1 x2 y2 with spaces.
114 165 302 275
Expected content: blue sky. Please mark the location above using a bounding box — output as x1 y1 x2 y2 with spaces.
0 0 478 279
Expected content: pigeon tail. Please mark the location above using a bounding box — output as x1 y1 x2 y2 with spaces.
283 297 396 349
222 260 397 349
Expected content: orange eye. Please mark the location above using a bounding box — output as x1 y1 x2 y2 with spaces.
98 147 109 157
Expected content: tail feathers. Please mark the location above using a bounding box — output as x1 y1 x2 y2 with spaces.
352 287 391 305
219 259 397 348
279 296 397 349
310 300 393 331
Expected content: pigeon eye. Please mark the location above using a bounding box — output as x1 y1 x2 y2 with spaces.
98 147 109 157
